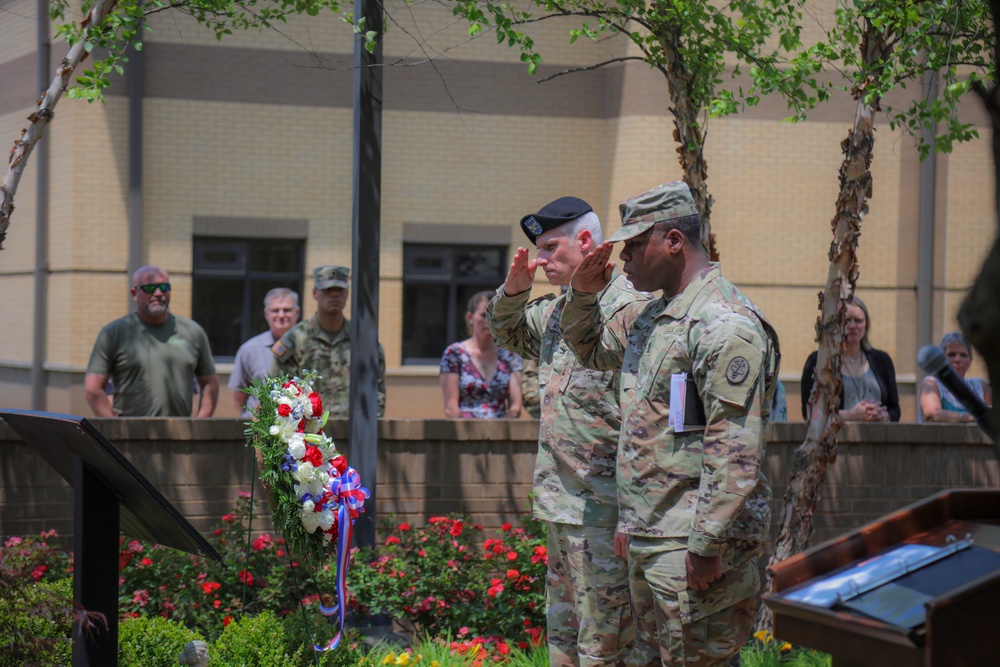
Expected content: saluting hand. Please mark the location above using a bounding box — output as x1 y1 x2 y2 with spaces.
570 242 615 294
503 247 537 296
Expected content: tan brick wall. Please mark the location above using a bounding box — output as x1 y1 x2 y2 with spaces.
46 97 131 272
1 418 994 553
0 0 997 424
0 0 36 64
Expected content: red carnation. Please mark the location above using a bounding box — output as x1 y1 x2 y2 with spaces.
303 445 324 468
309 392 323 416
277 403 292 417
331 455 348 475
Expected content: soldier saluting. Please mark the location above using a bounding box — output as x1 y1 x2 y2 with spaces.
561 182 779 666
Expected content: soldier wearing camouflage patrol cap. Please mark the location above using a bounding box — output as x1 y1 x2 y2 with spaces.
560 181 780 666
489 195 651 667
271 265 386 417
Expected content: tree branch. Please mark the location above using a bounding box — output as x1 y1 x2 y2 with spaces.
535 56 650 83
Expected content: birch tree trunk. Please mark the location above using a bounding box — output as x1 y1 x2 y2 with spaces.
656 24 716 258
756 22 892 633
0 0 119 250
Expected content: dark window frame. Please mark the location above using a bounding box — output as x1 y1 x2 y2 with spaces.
401 243 507 365
192 236 305 360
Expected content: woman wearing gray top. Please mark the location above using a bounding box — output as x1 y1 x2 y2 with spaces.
801 296 900 422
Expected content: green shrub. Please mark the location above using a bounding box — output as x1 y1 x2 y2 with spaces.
347 515 546 647
279 611 367 667
211 610 302 666
0 533 73 667
118 615 203 667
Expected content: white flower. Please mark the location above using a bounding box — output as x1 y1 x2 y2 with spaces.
293 462 320 485
300 509 323 534
287 433 306 460
317 509 336 531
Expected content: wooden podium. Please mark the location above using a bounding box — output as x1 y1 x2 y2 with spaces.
0 410 222 667
764 489 1000 667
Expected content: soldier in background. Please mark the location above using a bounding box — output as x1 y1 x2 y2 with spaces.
488 196 650 666
562 182 779 666
272 265 386 417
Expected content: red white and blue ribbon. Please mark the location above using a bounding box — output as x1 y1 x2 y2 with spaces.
313 466 370 652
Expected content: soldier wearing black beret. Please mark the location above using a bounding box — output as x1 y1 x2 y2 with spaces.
519 196 594 246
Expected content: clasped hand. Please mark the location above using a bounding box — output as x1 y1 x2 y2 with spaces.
853 399 889 422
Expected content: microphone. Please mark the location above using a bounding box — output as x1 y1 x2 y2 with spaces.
917 345 994 437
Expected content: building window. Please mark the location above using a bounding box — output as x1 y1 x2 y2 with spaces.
402 243 507 364
192 237 304 359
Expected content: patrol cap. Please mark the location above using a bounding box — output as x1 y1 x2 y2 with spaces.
313 265 350 290
608 181 699 243
519 196 594 245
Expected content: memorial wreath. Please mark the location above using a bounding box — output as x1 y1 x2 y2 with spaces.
243 371 368 651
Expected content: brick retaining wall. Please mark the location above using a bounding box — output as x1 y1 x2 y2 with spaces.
1 418 995 553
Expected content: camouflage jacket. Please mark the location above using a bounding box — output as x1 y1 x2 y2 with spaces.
487 273 651 527
560 266 779 556
271 315 386 418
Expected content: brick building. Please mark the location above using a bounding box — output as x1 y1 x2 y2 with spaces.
0 0 994 420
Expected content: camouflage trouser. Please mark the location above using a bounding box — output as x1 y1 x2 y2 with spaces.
626 537 760 667
546 522 634 667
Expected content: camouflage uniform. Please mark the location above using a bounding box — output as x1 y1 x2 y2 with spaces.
521 359 541 419
488 273 651 667
271 314 386 418
560 266 779 667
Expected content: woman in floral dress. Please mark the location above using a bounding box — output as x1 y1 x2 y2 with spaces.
440 291 523 419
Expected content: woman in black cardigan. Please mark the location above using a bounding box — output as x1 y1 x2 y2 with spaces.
801 296 900 422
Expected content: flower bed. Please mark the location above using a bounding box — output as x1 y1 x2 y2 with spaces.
1 495 832 666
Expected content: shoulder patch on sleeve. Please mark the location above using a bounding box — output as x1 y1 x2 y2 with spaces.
271 340 292 362
707 330 763 409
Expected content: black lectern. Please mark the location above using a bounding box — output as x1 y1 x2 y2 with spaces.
0 410 221 667
764 489 1000 667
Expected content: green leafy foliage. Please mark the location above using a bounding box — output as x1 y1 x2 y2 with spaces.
211 610 303 666
741 631 832 667
117 492 324 642
0 531 74 666
747 0 993 159
348 514 547 649
447 0 806 118
118 615 204 667
52 0 371 102
3 516 836 666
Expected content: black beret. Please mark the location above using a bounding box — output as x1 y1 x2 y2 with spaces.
519 196 594 245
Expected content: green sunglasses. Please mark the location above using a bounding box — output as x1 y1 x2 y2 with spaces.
136 282 171 294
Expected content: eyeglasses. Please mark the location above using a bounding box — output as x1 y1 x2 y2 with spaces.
136 282 171 294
